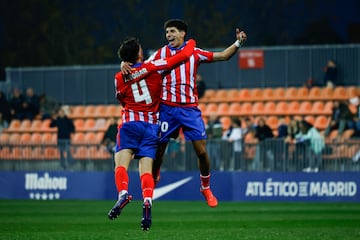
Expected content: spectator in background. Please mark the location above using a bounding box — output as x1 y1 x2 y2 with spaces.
284 117 301 169
222 117 244 170
324 100 354 139
196 73 206 99
295 120 325 172
0 112 9 134
277 116 288 138
39 93 60 120
23 87 40 120
101 117 118 154
323 59 338 88
242 117 256 139
205 112 223 170
252 118 274 171
0 91 11 123
50 107 75 169
9 88 26 120
349 96 360 137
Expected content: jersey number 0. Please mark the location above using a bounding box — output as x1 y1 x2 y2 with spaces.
131 79 152 104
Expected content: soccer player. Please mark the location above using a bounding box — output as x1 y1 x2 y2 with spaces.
123 19 247 208
107 37 195 231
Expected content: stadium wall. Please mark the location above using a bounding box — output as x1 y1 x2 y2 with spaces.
1 171 359 202
5 44 360 105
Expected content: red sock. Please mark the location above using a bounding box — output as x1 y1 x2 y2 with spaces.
114 166 128 193
200 174 210 189
140 173 154 199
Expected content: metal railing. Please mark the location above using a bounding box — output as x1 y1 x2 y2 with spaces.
1 138 360 172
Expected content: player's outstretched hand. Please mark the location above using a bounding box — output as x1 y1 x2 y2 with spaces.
236 28 247 45
120 61 132 75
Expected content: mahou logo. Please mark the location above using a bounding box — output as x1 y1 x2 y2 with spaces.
25 172 67 200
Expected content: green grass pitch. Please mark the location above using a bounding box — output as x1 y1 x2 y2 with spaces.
1 200 360 240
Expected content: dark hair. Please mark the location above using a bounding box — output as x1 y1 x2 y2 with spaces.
164 19 188 34
118 37 140 64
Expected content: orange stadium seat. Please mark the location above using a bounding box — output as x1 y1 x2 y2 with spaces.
296 87 309 100
200 89 216 103
284 87 298 101
40 119 56 132
8 133 21 145
30 119 42 132
251 102 265 115
298 101 312 115
74 119 85 132
216 103 230 116
319 87 333 100
105 105 121 118
347 86 358 98
262 88 274 101
287 101 301 115
204 103 218 116
332 86 347 100
71 132 86 145
226 89 240 102
30 133 43 145
95 132 105 144
314 115 329 130
213 89 228 102
304 116 315 125
263 102 276 115
19 133 32 145
324 101 333 115
83 105 97 118
308 87 322 100
93 105 107 118
83 118 96 131
272 87 286 101
310 101 325 115
41 133 57 145
70 105 86 119
93 118 108 132
84 132 98 144
228 102 242 116
0 133 10 144
6 119 21 133
250 88 263 102
274 101 288 116
19 119 32 132
240 102 253 116
237 89 251 102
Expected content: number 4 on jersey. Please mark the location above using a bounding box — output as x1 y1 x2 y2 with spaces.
131 79 152 104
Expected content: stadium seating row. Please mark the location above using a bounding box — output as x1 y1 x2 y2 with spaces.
4 118 114 133
0 132 105 145
200 86 359 103
199 100 343 117
0 145 111 160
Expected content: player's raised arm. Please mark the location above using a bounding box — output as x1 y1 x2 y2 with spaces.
212 28 247 61
164 39 196 68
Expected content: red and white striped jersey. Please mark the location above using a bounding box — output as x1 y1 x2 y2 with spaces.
148 43 213 106
114 39 195 124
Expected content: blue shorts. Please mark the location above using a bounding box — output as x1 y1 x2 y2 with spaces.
115 121 159 159
159 103 207 143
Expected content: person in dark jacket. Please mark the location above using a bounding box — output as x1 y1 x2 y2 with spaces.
324 100 354 138
50 107 75 169
252 118 274 171
102 117 118 154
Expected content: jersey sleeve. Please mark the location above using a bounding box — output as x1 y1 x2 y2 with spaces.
148 39 196 71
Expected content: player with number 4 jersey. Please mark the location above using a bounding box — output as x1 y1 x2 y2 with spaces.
108 37 195 231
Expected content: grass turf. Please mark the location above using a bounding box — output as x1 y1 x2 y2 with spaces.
0 200 360 240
